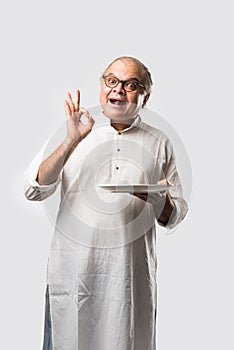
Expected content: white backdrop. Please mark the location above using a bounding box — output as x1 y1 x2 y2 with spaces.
1 0 233 349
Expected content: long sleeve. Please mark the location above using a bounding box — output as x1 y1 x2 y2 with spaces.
156 139 188 229
24 143 62 201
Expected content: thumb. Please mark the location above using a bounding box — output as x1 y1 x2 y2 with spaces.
157 179 173 186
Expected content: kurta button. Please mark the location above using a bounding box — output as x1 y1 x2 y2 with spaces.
116 166 119 170
117 148 120 152
118 132 121 135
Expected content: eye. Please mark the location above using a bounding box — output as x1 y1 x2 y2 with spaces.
106 76 118 86
125 80 138 91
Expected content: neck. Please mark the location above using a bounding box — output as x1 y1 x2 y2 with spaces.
111 122 131 131
110 116 137 131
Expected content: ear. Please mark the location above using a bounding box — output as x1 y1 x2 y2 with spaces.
142 93 150 108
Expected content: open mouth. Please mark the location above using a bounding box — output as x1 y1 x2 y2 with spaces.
109 99 126 106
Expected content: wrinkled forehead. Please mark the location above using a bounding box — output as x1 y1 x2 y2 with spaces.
105 59 143 80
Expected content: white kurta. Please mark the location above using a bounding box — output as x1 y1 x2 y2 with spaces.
24 115 188 350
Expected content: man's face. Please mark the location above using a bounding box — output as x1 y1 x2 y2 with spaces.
99 59 147 123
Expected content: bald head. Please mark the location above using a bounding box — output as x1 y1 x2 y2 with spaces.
103 56 153 94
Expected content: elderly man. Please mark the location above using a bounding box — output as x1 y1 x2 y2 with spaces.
25 56 188 350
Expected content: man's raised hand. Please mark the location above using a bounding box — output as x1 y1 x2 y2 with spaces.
64 89 95 145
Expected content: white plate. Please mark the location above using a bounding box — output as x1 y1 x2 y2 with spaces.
97 184 172 193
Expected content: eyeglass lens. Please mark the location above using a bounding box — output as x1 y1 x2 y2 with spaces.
104 76 140 92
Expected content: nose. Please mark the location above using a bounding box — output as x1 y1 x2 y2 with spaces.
113 82 125 94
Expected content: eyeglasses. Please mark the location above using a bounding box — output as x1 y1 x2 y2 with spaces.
102 75 145 92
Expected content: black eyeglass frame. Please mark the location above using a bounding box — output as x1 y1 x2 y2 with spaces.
102 75 146 92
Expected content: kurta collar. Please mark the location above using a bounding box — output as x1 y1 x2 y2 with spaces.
110 114 142 133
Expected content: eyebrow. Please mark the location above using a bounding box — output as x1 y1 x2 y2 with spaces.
106 73 140 82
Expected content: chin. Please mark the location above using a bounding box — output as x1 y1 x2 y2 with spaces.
103 112 133 123
103 107 125 119
102 107 138 123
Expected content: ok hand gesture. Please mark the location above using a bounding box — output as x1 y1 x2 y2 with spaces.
64 89 95 144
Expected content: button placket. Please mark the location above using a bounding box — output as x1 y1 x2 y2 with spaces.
114 131 122 173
